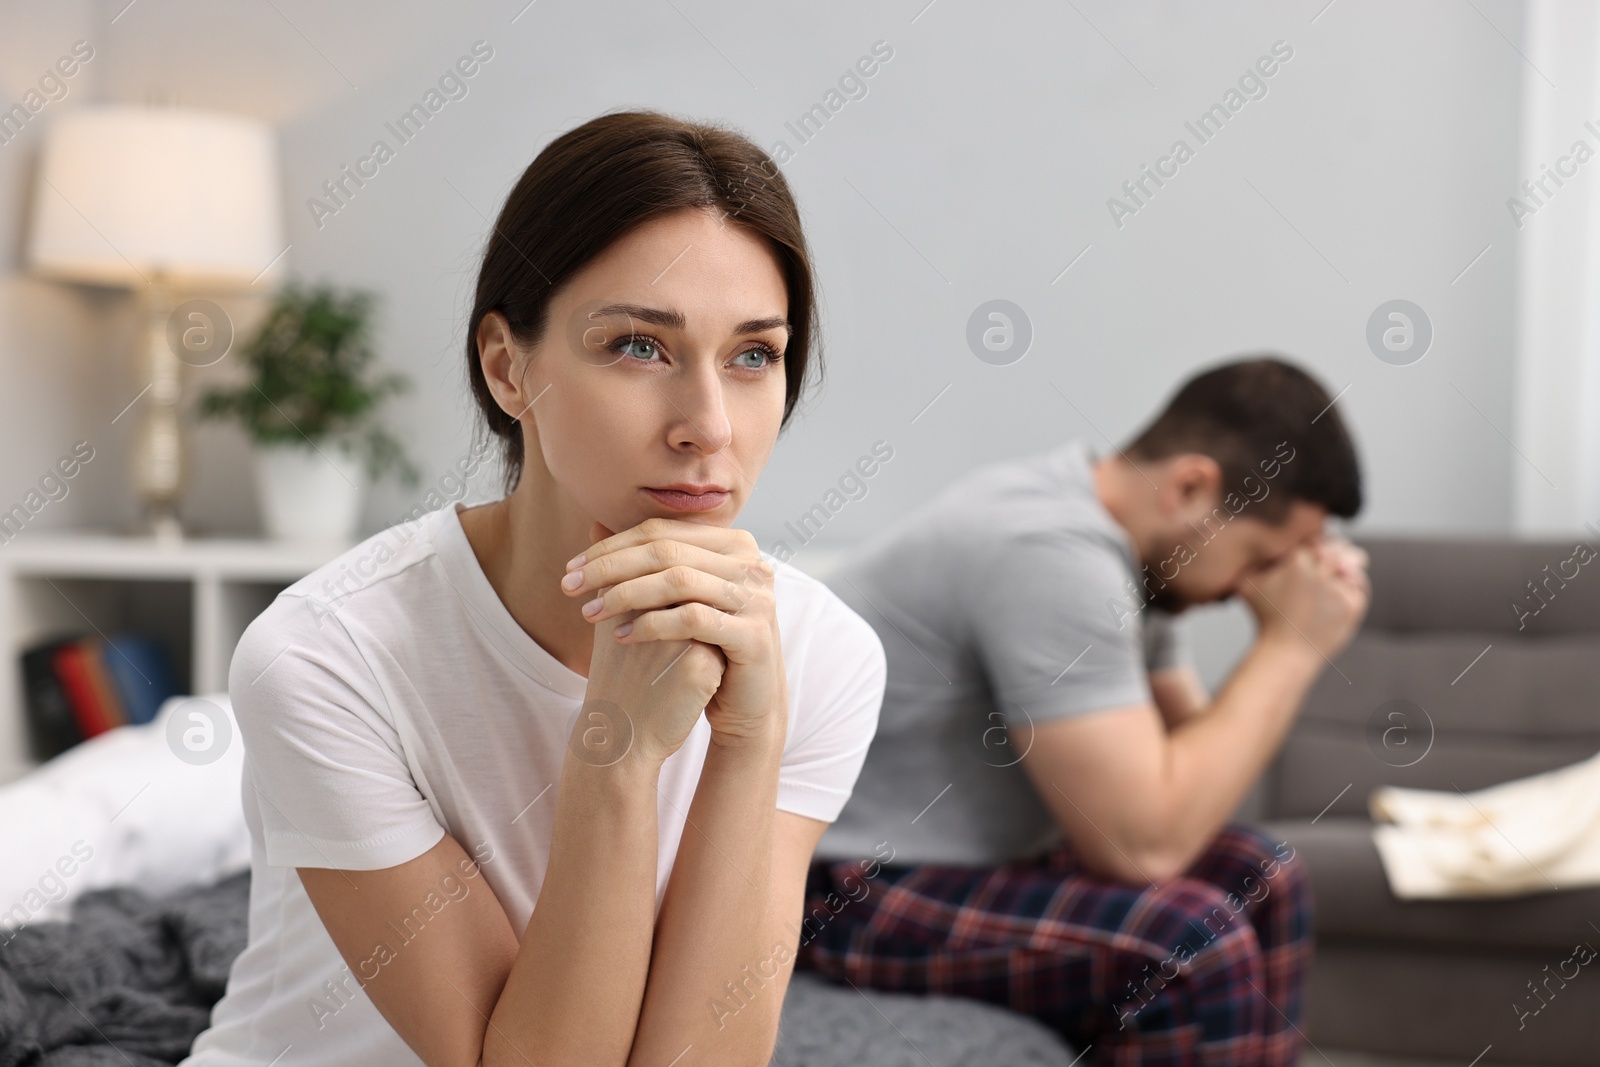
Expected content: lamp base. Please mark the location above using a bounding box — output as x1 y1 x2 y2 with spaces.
131 278 188 544
136 503 185 544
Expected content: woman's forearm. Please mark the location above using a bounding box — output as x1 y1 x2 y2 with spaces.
484 747 663 1067
626 722 786 1067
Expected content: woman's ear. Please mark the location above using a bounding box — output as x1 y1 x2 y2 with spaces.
476 311 538 420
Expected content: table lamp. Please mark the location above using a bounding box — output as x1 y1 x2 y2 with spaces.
27 104 287 541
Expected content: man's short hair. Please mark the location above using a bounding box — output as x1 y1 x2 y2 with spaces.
1121 355 1362 522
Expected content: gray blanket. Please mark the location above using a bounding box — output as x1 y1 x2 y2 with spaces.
0 872 1078 1067
0 871 249 1067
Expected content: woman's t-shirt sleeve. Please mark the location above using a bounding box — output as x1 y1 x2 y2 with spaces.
230 595 447 871
774 594 886 824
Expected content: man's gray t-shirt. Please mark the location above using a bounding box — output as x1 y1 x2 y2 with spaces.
813 439 1190 867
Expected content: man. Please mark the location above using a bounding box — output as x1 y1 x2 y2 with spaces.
795 356 1369 1065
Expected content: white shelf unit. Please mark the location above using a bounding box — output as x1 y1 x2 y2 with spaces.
0 531 344 785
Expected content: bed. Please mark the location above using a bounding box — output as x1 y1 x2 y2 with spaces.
0 696 1078 1067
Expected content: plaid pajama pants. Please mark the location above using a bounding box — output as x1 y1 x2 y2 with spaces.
794 823 1313 1067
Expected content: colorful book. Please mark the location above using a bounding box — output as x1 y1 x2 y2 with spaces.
53 639 116 739
99 633 179 726
21 635 82 760
81 637 127 731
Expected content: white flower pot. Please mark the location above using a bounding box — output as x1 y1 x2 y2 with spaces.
255 444 364 544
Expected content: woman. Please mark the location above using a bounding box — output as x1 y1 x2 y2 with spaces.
183 110 887 1067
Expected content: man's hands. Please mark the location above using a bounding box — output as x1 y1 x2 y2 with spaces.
1239 536 1371 659
562 518 787 762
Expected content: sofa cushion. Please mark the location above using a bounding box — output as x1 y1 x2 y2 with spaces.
1305 941 1600 1066
1270 634 1600 819
1354 536 1600 636
1260 816 1600 952
1267 536 1600 821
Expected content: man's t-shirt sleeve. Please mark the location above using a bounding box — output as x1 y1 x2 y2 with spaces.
775 593 887 824
230 596 447 871
969 530 1157 723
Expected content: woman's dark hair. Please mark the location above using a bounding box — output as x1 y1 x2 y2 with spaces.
1122 355 1363 521
465 109 821 493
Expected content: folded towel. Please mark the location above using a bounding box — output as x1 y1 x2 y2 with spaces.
1369 749 1600 899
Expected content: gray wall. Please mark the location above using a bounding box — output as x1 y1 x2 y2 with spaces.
0 0 1527 686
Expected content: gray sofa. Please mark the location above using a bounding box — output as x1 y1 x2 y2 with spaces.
1256 537 1600 1065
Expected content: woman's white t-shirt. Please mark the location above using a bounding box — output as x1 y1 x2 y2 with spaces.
180 502 886 1066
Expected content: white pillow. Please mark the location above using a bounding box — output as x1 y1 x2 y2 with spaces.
0 692 250 931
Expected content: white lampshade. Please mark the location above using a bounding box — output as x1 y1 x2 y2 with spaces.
28 105 286 290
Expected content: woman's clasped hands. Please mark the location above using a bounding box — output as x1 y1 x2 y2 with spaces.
560 517 787 764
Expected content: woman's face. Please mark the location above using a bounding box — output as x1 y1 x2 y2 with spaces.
497 206 791 534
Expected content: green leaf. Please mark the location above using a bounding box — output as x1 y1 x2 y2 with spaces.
193 281 417 485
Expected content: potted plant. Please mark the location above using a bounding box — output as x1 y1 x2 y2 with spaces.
196 281 418 543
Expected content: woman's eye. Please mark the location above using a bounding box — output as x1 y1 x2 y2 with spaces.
734 347 777 369
615 337 661 362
